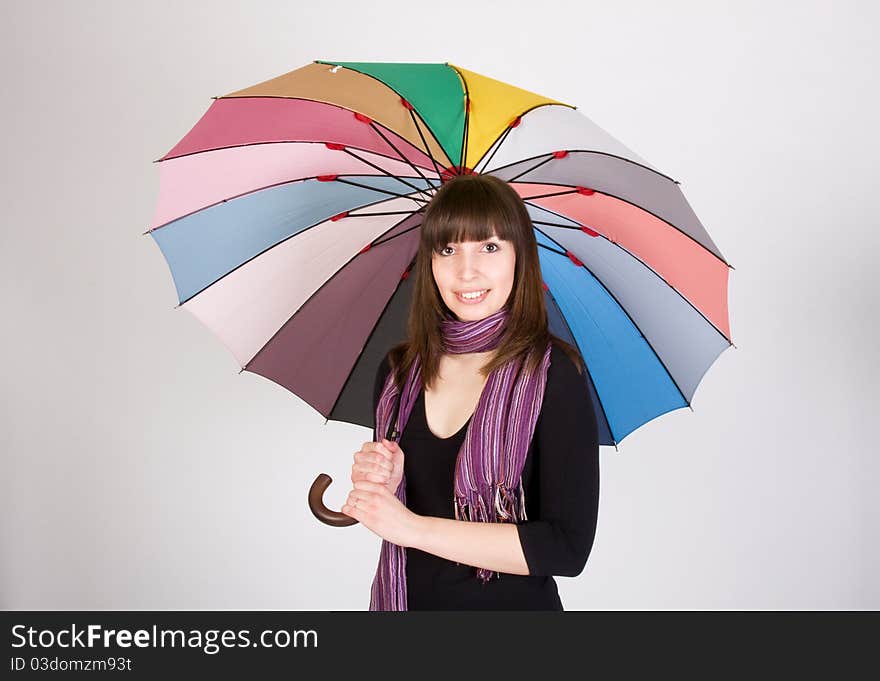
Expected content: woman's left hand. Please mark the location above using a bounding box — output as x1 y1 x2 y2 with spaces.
342 480 423 548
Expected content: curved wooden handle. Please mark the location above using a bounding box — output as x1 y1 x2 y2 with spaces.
308 473 358 527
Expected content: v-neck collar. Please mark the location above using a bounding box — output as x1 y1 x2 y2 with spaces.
418 389 472 442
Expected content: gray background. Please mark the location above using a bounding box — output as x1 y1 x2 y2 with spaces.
1 0 877 609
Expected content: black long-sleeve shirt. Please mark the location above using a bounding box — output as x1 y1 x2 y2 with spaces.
372 343 600 611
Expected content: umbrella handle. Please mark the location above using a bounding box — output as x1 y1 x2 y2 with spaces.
308 473 358 526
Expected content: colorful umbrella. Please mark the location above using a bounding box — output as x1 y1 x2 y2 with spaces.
149 60 734 526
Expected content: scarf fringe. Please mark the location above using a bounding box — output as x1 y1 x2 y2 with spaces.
453 479 528 584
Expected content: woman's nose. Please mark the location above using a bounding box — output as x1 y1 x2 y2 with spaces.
456 252 480 277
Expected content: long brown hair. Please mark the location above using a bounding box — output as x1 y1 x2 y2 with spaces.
386 173 584 390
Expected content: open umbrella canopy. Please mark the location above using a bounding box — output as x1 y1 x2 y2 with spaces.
149 60 734 448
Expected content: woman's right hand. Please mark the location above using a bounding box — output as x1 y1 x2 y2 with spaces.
351 438 405 496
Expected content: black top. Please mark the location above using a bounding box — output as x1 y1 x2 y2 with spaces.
372 343 600 611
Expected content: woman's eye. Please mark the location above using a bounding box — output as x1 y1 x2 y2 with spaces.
438 243 499 256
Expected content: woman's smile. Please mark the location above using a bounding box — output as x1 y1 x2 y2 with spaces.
455 289 490 304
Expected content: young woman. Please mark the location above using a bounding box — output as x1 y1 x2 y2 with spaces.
340 173 600 611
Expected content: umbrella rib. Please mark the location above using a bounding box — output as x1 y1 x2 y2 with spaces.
315 212 432 433
490 149 679 186
173 192 424 308
333 177 430 204
369 220 422 248
408 109 445 181
534 232 693 411
148 153 437 234
543 287 618 449
506 154 556 183
366 121 439 195
341 148 434 199
519 187 582 201
242 213 419 390
442 62 470 173
529 215 732 344
322 251 417 427
155 138 436 171
148 174 423 235
460 92 470 171
469 103 576 174
311 64 448 184
346 210 420 217
518 182 733 269
451 63 471 173
475 125 513 175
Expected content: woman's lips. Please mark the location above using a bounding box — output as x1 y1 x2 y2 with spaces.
455 289 489 304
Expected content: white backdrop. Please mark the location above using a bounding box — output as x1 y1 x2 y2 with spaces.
1 0 877 609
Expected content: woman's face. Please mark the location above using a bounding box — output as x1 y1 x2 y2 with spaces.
431 232 516 322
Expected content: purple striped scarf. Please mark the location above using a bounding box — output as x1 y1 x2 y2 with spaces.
369 306 553 611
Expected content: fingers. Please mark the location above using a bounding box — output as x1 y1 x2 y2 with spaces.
350 440 404 488
355 443 394 470
381 439 404 462
353 480 386 493
342 482 385 515
352 455 392 482
363 440 396 461
352 441 395 481
350 463 391 485
380 438 400 455
342 492 362 517
360 441 395 461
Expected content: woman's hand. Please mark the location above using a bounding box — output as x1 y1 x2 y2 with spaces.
350 438 404 496
341 480 423 548
343 439 420 546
